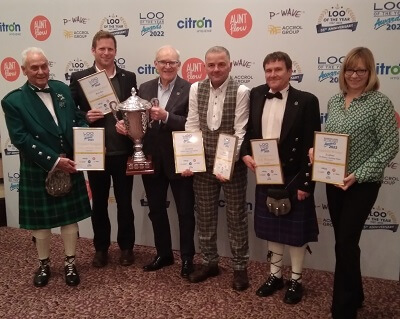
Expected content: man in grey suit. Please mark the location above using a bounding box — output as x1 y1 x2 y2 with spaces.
117 45 195 277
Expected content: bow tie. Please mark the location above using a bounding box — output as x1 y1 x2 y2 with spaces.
266 91 283 100
29 84 52 93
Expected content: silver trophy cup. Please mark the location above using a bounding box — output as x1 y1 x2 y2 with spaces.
110 88 154 175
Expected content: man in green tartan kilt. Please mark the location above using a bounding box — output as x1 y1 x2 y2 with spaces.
1 47 91 287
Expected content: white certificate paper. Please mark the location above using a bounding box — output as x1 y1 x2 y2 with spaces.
213 133 238 180
78 70 118 114
172 131 206 173
73 127 105 171
251 139 284 184
312 132 349 185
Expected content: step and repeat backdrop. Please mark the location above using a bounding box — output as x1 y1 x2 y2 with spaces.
1 0 399 280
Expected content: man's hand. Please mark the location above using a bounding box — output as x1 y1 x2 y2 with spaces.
115 120 128 136
56 157 77 173
297 189 310 201
242 155 256 172
150 106 168 122
181 169 194 177
86 109 104 123
308 148 314 164
215 173 228 183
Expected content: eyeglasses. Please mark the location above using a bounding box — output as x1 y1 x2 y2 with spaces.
344 69 368 76
156 60 180 67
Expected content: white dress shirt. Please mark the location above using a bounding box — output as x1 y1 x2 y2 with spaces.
262 85 290 139
185 77 250 159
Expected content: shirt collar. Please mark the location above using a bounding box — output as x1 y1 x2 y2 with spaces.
269 84 290 99
209 76 230 92
158 76 177 91
94 63 117 78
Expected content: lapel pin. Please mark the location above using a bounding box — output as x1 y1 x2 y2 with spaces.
176 92 180 96
294 101 298 106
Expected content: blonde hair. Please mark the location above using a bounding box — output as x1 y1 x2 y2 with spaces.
339 47 379 93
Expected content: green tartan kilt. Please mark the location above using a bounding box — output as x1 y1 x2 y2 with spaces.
19 159 91 230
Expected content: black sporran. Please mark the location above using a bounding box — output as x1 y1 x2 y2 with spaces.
45 169 72 197
266 188 291 216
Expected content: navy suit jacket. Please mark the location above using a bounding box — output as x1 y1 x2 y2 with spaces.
138 76 191 179
241 84 321 193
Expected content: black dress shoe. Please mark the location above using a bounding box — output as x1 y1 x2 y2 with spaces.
233 269 249 291
188 264 220 283
256 274 284 297
92 251 108 268
65 263 80 286
180 260 194 278
143 255 174 272
283 279 303 304
120 249 134 266
33 259 51 287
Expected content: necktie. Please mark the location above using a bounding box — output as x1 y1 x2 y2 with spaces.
266 91 283 100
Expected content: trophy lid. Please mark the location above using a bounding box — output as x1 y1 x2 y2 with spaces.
117 88 151 111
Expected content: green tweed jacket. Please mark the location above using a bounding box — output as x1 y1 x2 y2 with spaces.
1 80 91 229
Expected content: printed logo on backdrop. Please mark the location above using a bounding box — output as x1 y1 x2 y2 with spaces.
232 59 255 84
218 197 253 214
63 15 90 39
181 58 206 83
0 20 22 36
225 8 252 38
137 63 158 75
64 58 90 81
8 172 19 192
100 15 129 37
140 191 170 208
376 61 400 80
384 160 400 187
267 7 304 35
320 112 328 125
317 202 399 232
115 57 126 70
139 11 165 37
1 57 20 81
317 55 344 83
373 1 400 30
177 17 212 33
290 61 303 83
48 60 56 80
4 138 19 156
316 5 358 33
30 15 51 41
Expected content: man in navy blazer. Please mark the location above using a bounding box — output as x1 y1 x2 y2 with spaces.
70 31 137 268
241 51 321 304
117 45 195 277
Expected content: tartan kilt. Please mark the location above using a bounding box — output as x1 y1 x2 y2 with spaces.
19 159 91 230
254 184 319 247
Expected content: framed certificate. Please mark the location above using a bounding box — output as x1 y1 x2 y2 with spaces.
312 132 349 185
251 139 284 184
213 133 238 180
78 70 118 114
172 131 206 173
73 127 105 171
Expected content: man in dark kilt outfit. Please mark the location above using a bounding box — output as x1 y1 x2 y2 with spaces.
1 47 91 287
241 51 321 304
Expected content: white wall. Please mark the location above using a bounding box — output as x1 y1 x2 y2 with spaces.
1 0 399 280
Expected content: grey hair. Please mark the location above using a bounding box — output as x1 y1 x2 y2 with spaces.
21 47 47 67
205 46 230 60
155 45 181 61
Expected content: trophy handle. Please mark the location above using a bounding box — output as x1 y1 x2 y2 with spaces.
109 100 119 122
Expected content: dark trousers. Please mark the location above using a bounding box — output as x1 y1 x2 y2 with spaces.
142 169 195 261
326 182 381 319
88 154 134 252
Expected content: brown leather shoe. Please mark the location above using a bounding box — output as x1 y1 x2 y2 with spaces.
188 264 220 283
92 251 108 268
119 249 134 266
233 269 249 291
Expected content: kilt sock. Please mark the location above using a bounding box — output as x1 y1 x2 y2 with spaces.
61 223 78 264
289 244 307 282
32 229 51 260
268 241 284 278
